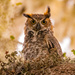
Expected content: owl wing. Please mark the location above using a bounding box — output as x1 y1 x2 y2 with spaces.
49 36 62 57
46 31 62 57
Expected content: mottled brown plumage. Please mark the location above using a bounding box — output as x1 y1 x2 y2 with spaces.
23 6 62 61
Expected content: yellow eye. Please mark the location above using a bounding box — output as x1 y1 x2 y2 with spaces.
31 20 36 25
41 20 47 25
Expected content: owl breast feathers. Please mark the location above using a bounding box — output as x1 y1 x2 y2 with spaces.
23 6 62 61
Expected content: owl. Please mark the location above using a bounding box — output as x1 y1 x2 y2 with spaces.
22 6 62 61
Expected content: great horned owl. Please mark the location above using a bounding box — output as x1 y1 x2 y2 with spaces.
23 6 62 61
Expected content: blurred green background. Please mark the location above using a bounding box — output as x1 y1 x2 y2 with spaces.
0 0 75 61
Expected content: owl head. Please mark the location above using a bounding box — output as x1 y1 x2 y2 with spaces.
23 6 52 32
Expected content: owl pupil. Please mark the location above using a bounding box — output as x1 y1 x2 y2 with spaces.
32 20 35 23
43 20 45 23
41 20 46 25
31 20 36 25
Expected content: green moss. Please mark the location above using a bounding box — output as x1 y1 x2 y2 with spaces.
63 52 66 57
16 2 22 6
10 35 15 40
71 49 75 55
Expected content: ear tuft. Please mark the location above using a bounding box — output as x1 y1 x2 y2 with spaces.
47 6 50 13
23 14 32 18
44 6 51 18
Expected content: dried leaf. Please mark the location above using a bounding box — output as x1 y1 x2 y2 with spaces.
5 51 9 54
11 51 17 56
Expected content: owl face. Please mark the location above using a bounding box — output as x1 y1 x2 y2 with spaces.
23 6 51 32
26 14 51 32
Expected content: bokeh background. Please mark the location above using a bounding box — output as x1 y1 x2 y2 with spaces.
0 0 75 61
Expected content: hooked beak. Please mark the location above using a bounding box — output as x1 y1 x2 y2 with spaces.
34 23 41 31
